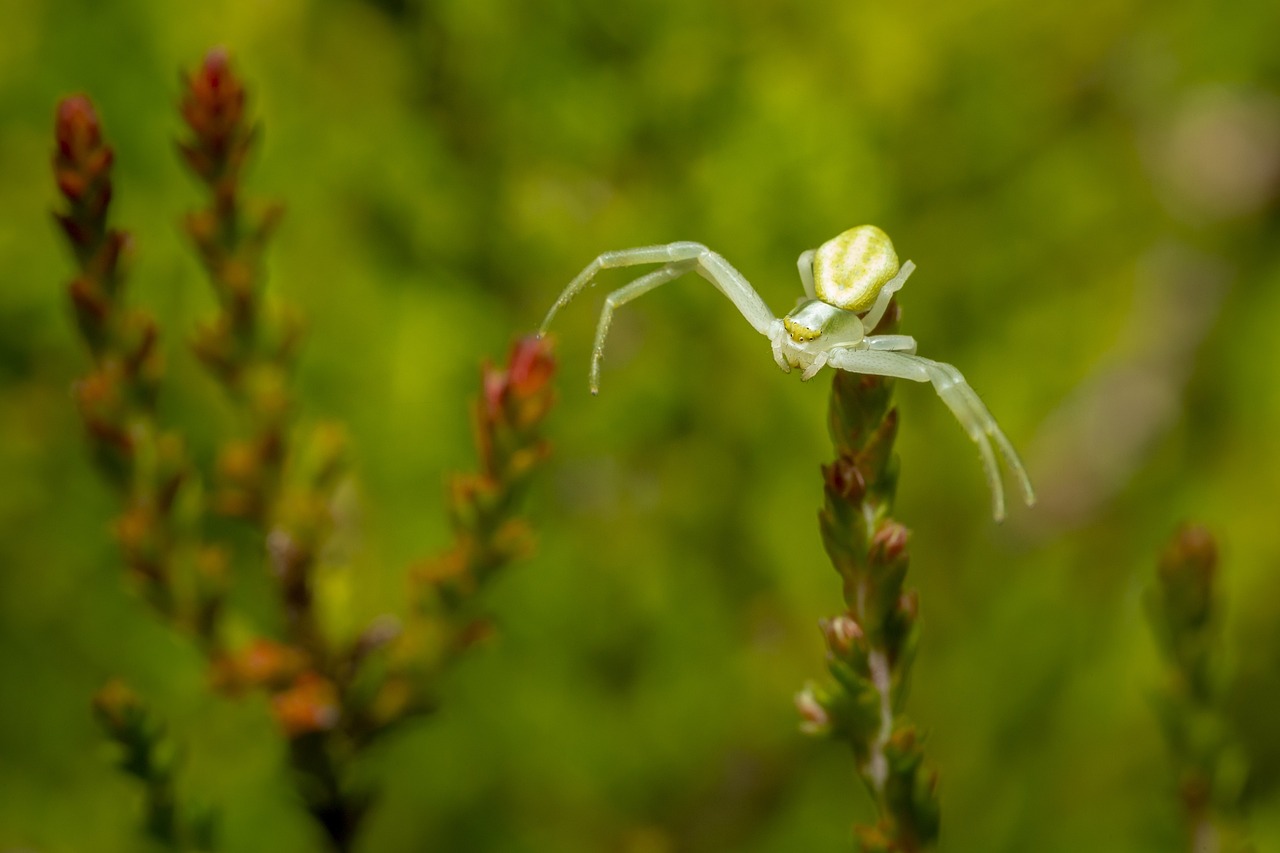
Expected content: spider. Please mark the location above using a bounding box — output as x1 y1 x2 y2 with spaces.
539 225 1035 521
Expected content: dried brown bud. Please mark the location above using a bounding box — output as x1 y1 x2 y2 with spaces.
822 454 866 502
92 678 143 733
1156 522 1218 629
869 521 910 565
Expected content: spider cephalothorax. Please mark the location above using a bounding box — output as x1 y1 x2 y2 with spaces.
539 225 1035 520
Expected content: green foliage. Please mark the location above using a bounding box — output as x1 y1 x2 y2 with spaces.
2 0 1280 851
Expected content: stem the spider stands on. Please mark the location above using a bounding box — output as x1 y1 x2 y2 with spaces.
795 303 940 852
1147 525 1253 853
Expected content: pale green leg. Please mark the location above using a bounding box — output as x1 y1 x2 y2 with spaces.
860 260 916 332
916 356 1034 514
797 249 817 300
866 335 917 354
541 244 693 335
541 242 777 339
826 348 1034 521
589 260 696 394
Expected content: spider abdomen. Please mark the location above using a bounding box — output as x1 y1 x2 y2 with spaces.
813 224 900 313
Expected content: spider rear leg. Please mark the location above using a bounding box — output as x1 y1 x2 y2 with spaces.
859 261 916 333
826 348 1033 521
912 356 1035 521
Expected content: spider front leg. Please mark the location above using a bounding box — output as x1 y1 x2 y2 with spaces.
865 334 918 354
825 348 1034 521
541 244 695 335
797 249 817 300
796 334 917 380
588 260 696 394
541 241 780 392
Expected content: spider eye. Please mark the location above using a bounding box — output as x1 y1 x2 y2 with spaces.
783 317 820 342
813 225 900 312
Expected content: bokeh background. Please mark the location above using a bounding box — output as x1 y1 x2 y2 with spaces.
3 0 1280 850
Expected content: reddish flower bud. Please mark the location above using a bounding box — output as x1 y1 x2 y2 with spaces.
54 95 103 169
53 94 117 250
507 335 556 400
240 638 306 687
480 360 506 425
271 672 339 737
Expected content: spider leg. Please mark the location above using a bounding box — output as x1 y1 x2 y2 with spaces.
865 335 918 354
541 242 776 337
913 357 1036 514
589 260 696 394
826 347 933 381
825 348 1034 521
859 260 915 333
799 350 829 381
797 249 817 300
689 246 779 335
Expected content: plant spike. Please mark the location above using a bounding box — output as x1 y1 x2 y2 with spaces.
796 303 940 852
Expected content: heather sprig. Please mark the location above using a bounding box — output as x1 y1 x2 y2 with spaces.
180 48 295 526
56 51 558 853
54 95 198 624
370 335 558 726
93 680 218 852
796 304 940 851
422 334 557 601
1148 524 1253 853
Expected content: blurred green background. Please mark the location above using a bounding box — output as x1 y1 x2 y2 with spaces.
3 0 1280 850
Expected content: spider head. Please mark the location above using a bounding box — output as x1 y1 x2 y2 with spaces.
783 299 865 347
813 225 900 313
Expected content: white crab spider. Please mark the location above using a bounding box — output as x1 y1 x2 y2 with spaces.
539 225 1035 521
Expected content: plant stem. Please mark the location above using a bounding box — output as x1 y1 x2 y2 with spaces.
1148 524 1254 853
796 303 939 851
